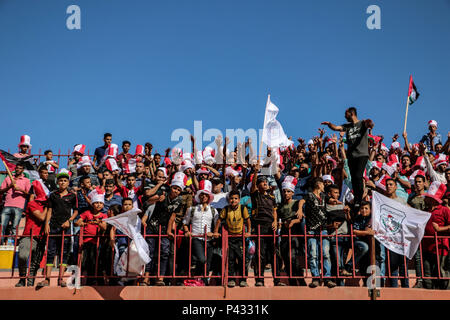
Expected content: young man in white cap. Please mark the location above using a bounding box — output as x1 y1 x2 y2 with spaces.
37 169 78 288
419 142 448 184
420 120 442 152
182 179 219 284
75 189 108 285
70 156 100 189
422 181 450 289
276 176 306 286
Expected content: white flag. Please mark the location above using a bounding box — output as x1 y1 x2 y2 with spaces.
372 191 431 259
262 95 291 148
104 208 150 270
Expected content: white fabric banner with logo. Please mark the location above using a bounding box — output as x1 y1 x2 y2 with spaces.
372 191 431 260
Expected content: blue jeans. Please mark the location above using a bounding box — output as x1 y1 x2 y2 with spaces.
330 237 348 286
388 250 409 288
145 236 170 276
345 240 369 271
1 207 24 238
307 230 331 279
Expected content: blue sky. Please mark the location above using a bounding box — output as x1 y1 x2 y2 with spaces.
0 0 449 165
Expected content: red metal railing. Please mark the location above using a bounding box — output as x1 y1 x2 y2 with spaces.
1 222 449 288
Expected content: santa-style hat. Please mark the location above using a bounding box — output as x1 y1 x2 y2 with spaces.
380 143 389 153
18 135 31 148
322 175 334 184
72 144 86 155
409 169 426 185
381 162 397 176
135 145 144 156
197 166 210 175
412 143 420 151
371 161 383 170
390 141 401 150
375 174 391 191
88 188 105 204
388 154 399 165
105 158 120 172
182 152 193 162
157 167 168 178
105 144 119 158
195 179 214 204
123 158 137 174
180 160 195 173
171 172 187 190
194 150 204 165
32 179 50 202
307 139 314 146
428 120 438 128
423 181 446 204
282 176 298 192
225 166 240 177
413 156 426 170
433 154 448 168
77 156 93 169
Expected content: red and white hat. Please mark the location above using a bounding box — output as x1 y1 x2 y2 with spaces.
195 150 204 165
412 143 420 151
197 166 210 175
195 179 214 204
202 147 216 164
105 158 120 172
180 160 195 173
105 144 119 158
325 156 337 169
157 167 168 178
375 174 391 191
171 148 183 165
390 141 401 150
388 154 399 165
72 144 86 155
123 158 137 174
88 187 105 204
322 175 334 184
77 156 93 169
428 120 438 128
225 166 240 177
382 162 397 176
182 152 193 162
135 145 144 157
409 169 426 185
380 143 389 153
282 175 298 192
32 179 50 202
433 154 448 169
423 181 446 204
171 172 187 190
413 156 427 170
371 161 383 170
18 135 31 148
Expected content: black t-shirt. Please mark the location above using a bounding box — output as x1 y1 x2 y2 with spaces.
147 194 183 234
250 190 276 226
94 146 107 165
304 192 327 231
342 120 369 158
48 191 77 228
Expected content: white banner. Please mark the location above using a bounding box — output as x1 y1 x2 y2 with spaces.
372 191 431 260
262 95 291 148
104 208 150 275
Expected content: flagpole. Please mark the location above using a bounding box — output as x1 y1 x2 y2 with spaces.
2 160 16 187
259 94 270 162
403 95 410 134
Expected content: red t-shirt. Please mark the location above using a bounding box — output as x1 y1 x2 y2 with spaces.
23 200 45 236
80 210 108 244
424 205 450 256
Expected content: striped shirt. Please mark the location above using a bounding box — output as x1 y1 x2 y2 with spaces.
183 204 219 239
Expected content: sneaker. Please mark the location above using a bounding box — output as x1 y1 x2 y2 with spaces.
309 280 320 288
58 280 67 288
325 280 337 288
15 280 25 288
36 279 50 289
227 280 236 288
255 281 265 287
239 281 248 287
275 281 287 286
340 269 352 276
155 280 166 286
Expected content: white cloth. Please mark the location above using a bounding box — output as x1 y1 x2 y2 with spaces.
262 95 291 148
211 192 229 210
372 191 431 260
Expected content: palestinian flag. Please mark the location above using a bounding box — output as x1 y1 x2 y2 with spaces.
0 149 39 181
408 75 420 105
